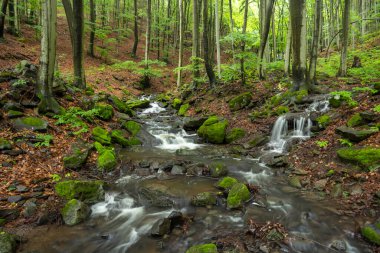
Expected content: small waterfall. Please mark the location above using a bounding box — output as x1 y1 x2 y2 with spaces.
269 98 329 153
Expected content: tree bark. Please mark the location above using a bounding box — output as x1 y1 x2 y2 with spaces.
0 0 9 39
145 0 151 65
177 0 183 87
228 0 235 62
72 0 86 88
89 0 96 57
203 0 216 86
215 0 221 79
284 17 292 76
338 0 350 77
240 0 248 85
307 0 322 87
38 0 61 114
192 0 200 84
132 0 138 57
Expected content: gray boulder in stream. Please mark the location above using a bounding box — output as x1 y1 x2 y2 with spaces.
0 231 17 253
183 117 208 131
150 218 171 237
209 162 228 178
61 199 91 226
138 187 175 207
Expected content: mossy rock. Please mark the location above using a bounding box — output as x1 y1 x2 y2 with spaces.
247 134 269 148
63 142 92 170
109 96 134 117
92 127 111 145
55 180 105 204
126 137 142 146
197 116 228 144
7 110 23 119
361 222 380 245
275 105 290 116
217 177 238 191
336 126 378 142
316 115 331 129
209 162 228 178
94 102 114 121
172 98 182 110
329 97 342 108
227 183 250 209
156 93 171 103
126 100 150 110
178 103 190 116
226 128 246 144
374 82 380 92
0 138 12 151
337 147 380 170
294 90 308 104
0 230 17 253
12 116 48 132
228 92 252 111
183 117 208 131
186 244 217 253
122 121 141 136
94 142 117 171
191 192 217 207
347 113 363 127
61 199 91 226
111 130 129 147
289 176 302 189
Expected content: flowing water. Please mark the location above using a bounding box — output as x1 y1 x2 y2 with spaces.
19 98 372 253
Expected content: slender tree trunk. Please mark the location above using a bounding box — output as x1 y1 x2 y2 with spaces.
8 0 17 35
204 0 216 86
89 0 96 57
307 0 322 87
62 0 74 46
284 18 292 76
132 0 138 57
338 0 350 77
72 0 86 88
38 0 61 114
192 0 200 84
240 0 248 85
0 0 9 39
145 0 151 65
177 0 183 88
228 0 235 62
215 0 221 79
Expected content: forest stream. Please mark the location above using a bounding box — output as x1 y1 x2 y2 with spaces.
17 97 372 253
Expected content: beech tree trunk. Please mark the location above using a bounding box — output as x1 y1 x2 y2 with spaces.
177 0 183 87
89 0 96 57
215 0 221 79
307 0 322 87
132 0 138 57
38 0 61 114
203 0 216 86
240 0 248 85
284 18 292 76
145 0 151 65
338 0 351 77
192 0 200 84
0 0 9 39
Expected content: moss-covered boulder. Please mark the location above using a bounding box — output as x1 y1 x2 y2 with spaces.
209 162 228 178
126 137 142 146
108 96 134 117
111 130 129 147
227 183 250 209
197 116 228 144
126 100 150 110
94 142 117 171
12 116 48 132
0 138 12 151
229 92 252 111
336 126 378 142
347 113 363 127
178 103 190 116
55 180 105 204
191 192 217 207
183 117 208 131
289 176 302 189
275 105 290 115
122 121 141 136
316 115 331 129
92 127 111 145
337 147 380 170
329 96 342 108
361 222 380 245
0 231 17 253
172 98 182 110
94 103 114 121
186 244 217 253
61 199 91 226
216 177 238 191
226 128 246 143
63 142 92 170
246 134 269 148
7 110 23 119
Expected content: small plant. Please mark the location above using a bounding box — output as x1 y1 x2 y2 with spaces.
12 79 27 88
315 140 329 148
34 134 53 147
330 91 358 107
352 86 377 95
51 174 61 182
326 169 335 177
374 105 380 113
339 138 353 147
54 107 100 135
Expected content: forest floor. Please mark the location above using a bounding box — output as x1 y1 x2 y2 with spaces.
0 13 379 252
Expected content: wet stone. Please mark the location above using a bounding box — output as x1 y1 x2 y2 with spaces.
16 185 29 193
171 165 186 175
7 195 23 203
330 240 346 251
313 179 328 191
139 160 150 168
151 218 171 237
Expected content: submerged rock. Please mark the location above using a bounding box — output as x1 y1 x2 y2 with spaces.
186 244 217 253
12 117 48 132
0 230 17 253
191 192 217 207
150 218 171 237
227 183 250 209
55 180 105 204
197 116 228 144
335 126 378 142
61 199 91 226
138 187 175 207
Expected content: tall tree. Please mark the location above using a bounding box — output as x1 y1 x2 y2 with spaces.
0 0 9 39
215 0 221 79
307 0 322 87
89 0 96 57
38 0 61 114
240 0 249 85
284 18 292 76
289 0 307 91
145 0 152 65
338 0 351 77
177 0 184 87
228 0 235 62
132 0 138 57
192 0 200 84
203 0 216 86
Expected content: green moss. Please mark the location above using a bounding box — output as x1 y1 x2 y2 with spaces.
94 103 114 121
209 162 228 178
275 105 290 115
361 223 380 245
198 117 228 144
63 143 91 170
97 149 117 171
122 121 141 136
172 98 182 110
7 110 23 118
217 177 238 191
55 180 105 204
316 115 331 129
13 116 48 131
226 128 246 144
186 244 217 253
111 130 129 147
329 97 342 108
61 199 90 226
228 92 252 111
191 192 217 206
347 113 363 127
109 95 134 116
126 99 150 110
156 93 171 102
227 183 250 209
0 138 12 150
92 127 111 145
295 90 308 103
0 230 17 253
178 103 190 116
126 137 142 146
337 147 380 170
